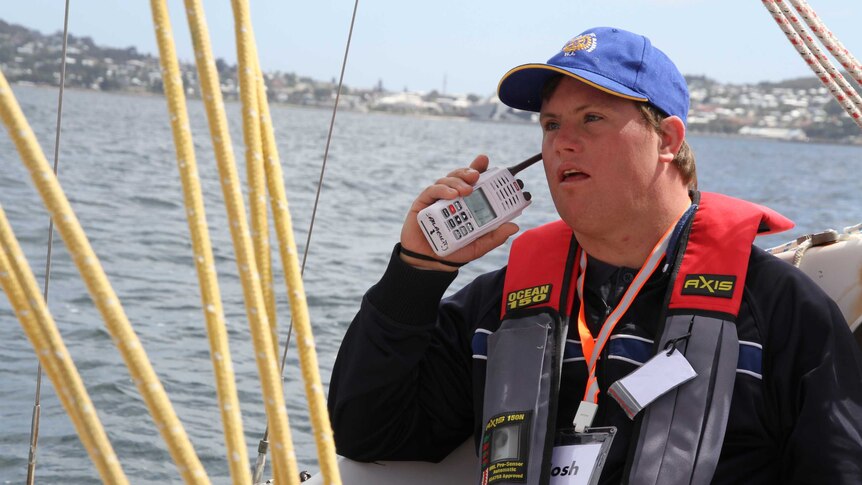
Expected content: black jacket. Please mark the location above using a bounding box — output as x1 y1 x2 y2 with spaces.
329 244 862 484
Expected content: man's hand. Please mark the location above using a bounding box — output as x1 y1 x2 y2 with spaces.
399 154 520 272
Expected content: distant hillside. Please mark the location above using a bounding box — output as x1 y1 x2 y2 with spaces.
2 18 861 143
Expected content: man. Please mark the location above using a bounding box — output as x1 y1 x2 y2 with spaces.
328 27 862 484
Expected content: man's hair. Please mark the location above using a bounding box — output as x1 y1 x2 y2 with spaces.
541 75 697 190
637 103 697 190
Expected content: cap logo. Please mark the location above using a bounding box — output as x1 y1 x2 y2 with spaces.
562 33 597 57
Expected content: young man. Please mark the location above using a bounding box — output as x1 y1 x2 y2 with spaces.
328 27 862 484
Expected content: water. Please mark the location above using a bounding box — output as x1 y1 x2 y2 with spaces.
0 85 861 483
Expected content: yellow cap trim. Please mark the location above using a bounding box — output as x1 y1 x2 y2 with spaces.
497 63 649 103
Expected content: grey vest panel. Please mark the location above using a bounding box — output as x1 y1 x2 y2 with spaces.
481 311 564 485
626 314 739 485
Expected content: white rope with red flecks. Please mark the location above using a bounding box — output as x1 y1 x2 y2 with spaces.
761 0 862 129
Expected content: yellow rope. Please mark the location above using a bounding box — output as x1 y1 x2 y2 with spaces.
0 71 209 484
248 84 278 359
230 3 299 482
183 0 298 483
252 48 343 485
0 205 128 484
149 2 251 483
248 75 279 361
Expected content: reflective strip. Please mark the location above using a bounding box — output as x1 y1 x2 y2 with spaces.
737 340 763 379
479 327 762 380
563 338 585 362
563 335 654 364
608 335 654 365
471 329 492 359
607 355 646 366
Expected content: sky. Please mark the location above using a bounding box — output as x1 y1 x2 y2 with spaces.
3 0 862 96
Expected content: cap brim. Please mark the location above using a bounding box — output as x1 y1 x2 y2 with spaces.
497 63 649 113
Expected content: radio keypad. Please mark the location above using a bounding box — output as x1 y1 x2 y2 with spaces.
442 203 478 240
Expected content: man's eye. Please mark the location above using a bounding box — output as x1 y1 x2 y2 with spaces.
542 121 559 131
584 114 602 123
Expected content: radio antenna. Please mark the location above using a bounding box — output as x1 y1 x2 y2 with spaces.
507 153 542 175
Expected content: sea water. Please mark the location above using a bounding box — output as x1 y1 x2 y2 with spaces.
1 85 861 483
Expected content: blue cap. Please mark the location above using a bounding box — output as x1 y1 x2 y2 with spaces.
497 27 689 124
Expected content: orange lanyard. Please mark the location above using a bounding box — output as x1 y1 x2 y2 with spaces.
575 217 682 405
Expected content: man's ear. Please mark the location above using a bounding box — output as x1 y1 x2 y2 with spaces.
658 116 685 164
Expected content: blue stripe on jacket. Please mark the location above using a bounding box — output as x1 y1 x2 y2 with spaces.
472 330 763 378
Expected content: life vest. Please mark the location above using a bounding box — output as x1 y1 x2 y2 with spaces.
481 192 793 485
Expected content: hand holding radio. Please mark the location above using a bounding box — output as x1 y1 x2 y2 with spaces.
399 153 541 271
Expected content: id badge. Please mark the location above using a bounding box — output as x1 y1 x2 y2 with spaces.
549 427 615 485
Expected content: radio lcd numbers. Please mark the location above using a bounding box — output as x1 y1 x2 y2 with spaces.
418 167 531 257
464 189 497 227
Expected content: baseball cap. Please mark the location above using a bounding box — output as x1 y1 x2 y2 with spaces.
497 27 689 124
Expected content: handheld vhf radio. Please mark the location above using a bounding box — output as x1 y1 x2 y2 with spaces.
417 153 542 257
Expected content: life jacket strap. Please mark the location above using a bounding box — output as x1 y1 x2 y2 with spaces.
625 313 739 484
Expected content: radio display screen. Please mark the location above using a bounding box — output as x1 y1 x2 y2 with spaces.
464 188 497 227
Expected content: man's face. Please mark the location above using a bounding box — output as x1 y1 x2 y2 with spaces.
539 76 664 237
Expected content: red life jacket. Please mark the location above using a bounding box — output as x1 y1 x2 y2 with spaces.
502 192 793 320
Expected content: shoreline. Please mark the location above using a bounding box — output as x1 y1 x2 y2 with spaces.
10 81 862 147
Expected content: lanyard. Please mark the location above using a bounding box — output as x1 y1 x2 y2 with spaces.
575 218 681 406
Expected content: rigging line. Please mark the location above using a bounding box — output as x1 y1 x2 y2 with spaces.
251 0 360 481
26 1 71 483
288 0 359 401
301 0 361 278
289 0 358 386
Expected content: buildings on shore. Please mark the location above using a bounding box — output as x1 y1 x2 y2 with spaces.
3 19 861 144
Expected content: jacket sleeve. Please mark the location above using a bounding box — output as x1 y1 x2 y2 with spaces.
756 254 862 483
327 245 505 462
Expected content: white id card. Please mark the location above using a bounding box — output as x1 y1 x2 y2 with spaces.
607 347 697 419
551 427 615 485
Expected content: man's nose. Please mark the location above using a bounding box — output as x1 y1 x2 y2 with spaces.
552 125 584 154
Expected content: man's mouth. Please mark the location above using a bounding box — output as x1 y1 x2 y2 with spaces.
561 169 589 182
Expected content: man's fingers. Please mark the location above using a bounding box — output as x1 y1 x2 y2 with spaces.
434 175 475 195
413 171 479 209
469 154 490 173
413 184 461 208
451 222 519 260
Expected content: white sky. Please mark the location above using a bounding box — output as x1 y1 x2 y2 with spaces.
3 0 862 95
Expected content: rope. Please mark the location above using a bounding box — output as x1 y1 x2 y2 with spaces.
301 0 360 278
246 68 277 359
0 204 127 484
788 0 862 88
761 0 862 128
0 66 209 484
229 1 302 481
252 1 360 482
175 0 300 482
792 238 813 266
775 1 862 111
27 0 72 481
231 0 306 484
149 1 251 483
253 44 343 485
